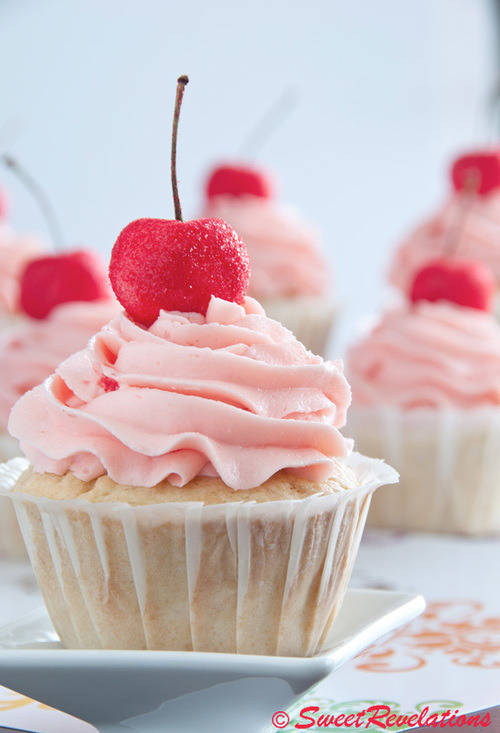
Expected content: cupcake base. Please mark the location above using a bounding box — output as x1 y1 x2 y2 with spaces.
0 433 26 559
348 406 500 535
0 454 396 655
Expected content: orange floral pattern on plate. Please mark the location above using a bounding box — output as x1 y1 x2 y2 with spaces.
356 599 500 673
0 688 51 712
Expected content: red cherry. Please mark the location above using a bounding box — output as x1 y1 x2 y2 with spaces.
109 217 250 325
0 188 8 220
410 258 496 311
450 150 500 196
20 250 112 320
206 163 274 200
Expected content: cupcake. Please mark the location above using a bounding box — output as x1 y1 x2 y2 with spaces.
1 78 396 653
390 148 500 299
202 162 336 356
347 257 500 535
0 250 120 557
1 211 396 654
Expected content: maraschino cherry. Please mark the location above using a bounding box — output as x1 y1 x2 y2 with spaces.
206 163 274 200
3 155 111 319
21 250 111 319
109 76 251 326
410 257 496 312
451 149 500 196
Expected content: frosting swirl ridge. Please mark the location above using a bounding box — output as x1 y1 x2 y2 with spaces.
347 302 500 409
9 297 352 489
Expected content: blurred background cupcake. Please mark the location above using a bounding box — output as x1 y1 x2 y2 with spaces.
346 257 500 535
0 246 119 560
202 160 335 356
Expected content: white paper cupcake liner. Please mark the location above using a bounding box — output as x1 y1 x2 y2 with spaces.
347 406 500 535
0 454 396 655
259 296 337 357
0 435 26 559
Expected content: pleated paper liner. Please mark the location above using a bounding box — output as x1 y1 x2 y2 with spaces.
0 453 397 655
348 406 500 535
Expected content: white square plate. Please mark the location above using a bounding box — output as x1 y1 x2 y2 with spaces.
0 589 424 733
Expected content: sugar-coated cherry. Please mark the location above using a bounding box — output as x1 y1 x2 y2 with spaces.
206 163 274 200
109 80 250 325
20 250 112 319
410 257 496 312
451 150 500 196
109 217 251 325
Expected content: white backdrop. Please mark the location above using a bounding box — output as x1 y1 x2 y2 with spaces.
0 0 496 353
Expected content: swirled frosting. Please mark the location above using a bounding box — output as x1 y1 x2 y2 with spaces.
0 226 44 315
203 196 329 298
347 302 500 408
9 296 352 490
0 300 120 430
390 192 500 292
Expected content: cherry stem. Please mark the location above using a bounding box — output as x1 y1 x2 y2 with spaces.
240 88 299 159
445 168 479 257
2 154 64 250
171 75 189 222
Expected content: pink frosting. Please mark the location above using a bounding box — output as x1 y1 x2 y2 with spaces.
0 226 45 315
203 196 329 298
390 191 500 293
9 296 352 490
347 302 500 409
0 300 121 430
